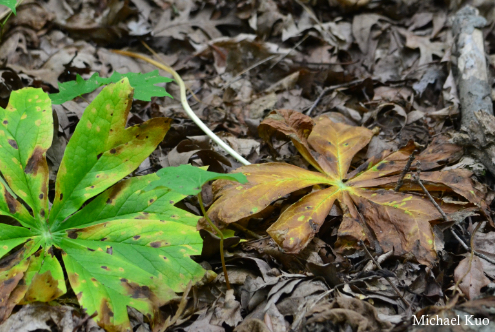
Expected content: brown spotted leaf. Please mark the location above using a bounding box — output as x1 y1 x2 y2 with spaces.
258 109 322 172
0 81 204 332
209 113 486 265
55 174 204 330
49 78 171 230
0 88 52 226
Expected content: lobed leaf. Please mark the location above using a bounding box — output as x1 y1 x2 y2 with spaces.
307 116 373 179
267 186 340 253
0 238 41 322
454 256 490 300
0 80 205 331
0 88 52 225
55 174 204 329
209 112 486 265
259 109 322 172
49 70 173 105
208 163 333 224
59 174 198 231
49 78 171 230
59 215 203 330
20 249 66 303
146 164 248 196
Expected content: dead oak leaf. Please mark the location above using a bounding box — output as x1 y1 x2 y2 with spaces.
454 256 490 300
399 28 446 66
208 110 487 266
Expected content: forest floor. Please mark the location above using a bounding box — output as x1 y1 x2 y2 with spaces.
1 0 495 331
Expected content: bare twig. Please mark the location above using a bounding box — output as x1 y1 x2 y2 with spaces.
359 241 411 309
197 193 231 290
394 150 418 191
413 168 449 221
224 55 277 88
269 34 309 70
73 312 98 332
306 79 368 116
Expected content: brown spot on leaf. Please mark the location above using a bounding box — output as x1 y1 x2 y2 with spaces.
67 229 80 239
8 140 18 149
40 209 45 217
59 193 63 200
106 247 113 255
376 163 386 170
149 199 154 203
25 147 45 174
5 190 17 214
308 219 317 231
101 237 107 241
133 235 141 240
39 193 43 199
110 148 116 154
123 281 152 299
106 198 112 204
99 299 115 328
23 270 65 302
150 241 168 248
97 153 103 160
101 266 109 270
2 120 7 125
87 248 95 252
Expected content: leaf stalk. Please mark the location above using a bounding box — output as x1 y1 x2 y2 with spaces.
197 193 231 290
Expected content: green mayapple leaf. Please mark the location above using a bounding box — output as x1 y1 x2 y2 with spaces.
0 79 205 331
0 88 52 227
58 174 204 331
48 78 171 229
146 164 248 196
0 0 17 14
49 70 173 105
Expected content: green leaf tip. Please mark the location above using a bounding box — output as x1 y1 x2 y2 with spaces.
146 164 248 196
0 0 17 14
49 70 173 104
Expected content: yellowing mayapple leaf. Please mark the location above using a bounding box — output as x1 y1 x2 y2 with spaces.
208 110 489 266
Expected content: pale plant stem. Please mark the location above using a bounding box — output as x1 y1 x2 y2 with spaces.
111 48 251 166
197 193 231 290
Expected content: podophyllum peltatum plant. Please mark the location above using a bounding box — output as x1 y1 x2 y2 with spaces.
207 109 491 266
0 79 206 331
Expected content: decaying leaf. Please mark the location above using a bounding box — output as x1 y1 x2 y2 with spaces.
208 109 487 265
0 80 205 331
454 256 490 300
